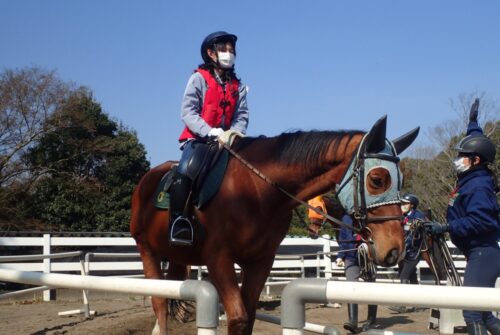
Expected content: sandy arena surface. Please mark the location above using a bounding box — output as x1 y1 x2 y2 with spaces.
0 288 445 335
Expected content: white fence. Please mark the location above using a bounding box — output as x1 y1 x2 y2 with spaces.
0 268 219 335
280 279 500 335
0 234 466 274
0 233 468 301
0 233 497 335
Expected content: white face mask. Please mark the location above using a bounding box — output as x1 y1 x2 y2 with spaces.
217 51 235 69
401 204 411 214
453 157 470 173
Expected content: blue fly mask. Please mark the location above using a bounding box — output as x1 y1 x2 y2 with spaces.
336 134 403 227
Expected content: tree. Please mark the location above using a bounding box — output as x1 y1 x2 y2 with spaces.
0 67 72 187
0 67 75 231
25 90 150 231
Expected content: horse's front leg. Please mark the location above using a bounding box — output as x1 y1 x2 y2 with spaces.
206 255 248 335
240 257 275 334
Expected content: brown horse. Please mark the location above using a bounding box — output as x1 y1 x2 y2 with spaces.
130 116 418 335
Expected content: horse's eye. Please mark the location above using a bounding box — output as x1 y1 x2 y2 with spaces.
372 178 383 188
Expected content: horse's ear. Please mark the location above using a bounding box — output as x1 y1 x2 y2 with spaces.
392 127 420 155
365 115 387 153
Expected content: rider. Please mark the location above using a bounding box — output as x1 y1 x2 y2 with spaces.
425 99 500 335
169 31 249 246
337 215 380 333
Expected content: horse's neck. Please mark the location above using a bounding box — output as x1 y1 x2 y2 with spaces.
253 136 361 206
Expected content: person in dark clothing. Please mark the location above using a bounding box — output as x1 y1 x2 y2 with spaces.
337 215 380 333
426 99 500 335
389 193 427 313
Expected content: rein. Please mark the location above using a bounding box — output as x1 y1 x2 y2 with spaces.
219 139 362 233
411 219 462 286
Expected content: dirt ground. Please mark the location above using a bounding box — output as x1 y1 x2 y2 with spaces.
0 289 443 335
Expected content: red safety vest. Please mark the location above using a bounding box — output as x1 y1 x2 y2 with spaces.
179 68 240 141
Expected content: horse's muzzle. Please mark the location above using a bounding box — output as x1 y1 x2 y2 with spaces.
383 248 401 267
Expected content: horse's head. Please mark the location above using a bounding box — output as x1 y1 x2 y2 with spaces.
336 116 419 267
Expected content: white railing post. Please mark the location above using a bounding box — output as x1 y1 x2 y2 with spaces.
322 235 332 279
80 258 91 317
43 234 55 301
300 256 305 278
316 252 320 278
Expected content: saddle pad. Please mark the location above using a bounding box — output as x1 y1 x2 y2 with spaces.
153 167 175 209
153 150 229 209
195 149 229 208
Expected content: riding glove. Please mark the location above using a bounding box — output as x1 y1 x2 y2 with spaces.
424 221 449 235
335 258 344 267
208 127 224 138
469 98 479 122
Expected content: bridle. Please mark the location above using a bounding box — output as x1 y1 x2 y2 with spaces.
217 133 403 237
335 133 404 229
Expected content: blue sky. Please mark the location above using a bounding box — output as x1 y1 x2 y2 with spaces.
2 1 499 166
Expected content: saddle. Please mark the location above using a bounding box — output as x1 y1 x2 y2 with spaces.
154 141 230 210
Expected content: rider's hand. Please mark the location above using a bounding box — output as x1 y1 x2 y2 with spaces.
469 98 479 122
424 221 449 235
335 258 344 267
208 127 224 138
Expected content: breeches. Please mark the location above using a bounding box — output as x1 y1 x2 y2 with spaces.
462 245 500 325
178 141 197 175
345 259 360 282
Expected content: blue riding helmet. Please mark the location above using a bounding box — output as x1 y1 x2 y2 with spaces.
401 193 419 209
200 31 237 64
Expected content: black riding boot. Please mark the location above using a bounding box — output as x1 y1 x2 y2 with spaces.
362 305 380 332
466 322 488 335
487 319 500 335
343 304 358 333
168 172 194 246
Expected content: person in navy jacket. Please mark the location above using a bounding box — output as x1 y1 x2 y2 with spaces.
389 193 427 313
426 99 500 335
337 215 380 333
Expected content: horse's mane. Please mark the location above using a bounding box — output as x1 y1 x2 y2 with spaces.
234 130 364 166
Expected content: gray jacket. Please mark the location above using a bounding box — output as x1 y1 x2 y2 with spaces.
180 71 249 138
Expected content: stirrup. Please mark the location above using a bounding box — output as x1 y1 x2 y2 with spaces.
169 216 194 246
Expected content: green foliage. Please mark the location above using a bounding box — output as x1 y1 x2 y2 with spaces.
25 90 150 231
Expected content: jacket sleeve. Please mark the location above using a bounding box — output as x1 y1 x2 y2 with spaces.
230 84 249 134
180 72 212 137
466 120 484 136
448 189 499 238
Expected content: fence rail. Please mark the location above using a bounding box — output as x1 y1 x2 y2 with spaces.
0 233 472 301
